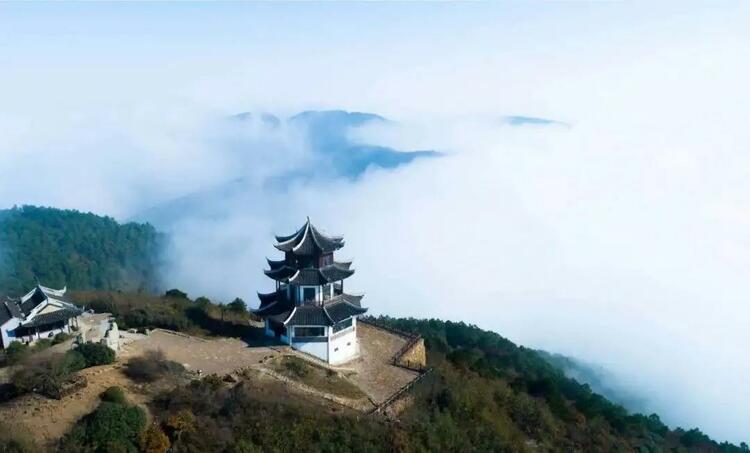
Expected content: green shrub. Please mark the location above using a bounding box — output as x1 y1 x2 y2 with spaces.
227 298 247 315
60 350 86 374
52 332 73 345
282 357 310 378
76 343 116 367
10 353 77 399
4 342 30 366
165 289 188 299
59 401 146 453
34 338 53 350
101 386 127 404
140 423 170 453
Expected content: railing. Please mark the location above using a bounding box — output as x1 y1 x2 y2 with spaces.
358 318 425 371
369 367 434 416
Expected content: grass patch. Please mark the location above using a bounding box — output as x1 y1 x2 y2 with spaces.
272 355 366 400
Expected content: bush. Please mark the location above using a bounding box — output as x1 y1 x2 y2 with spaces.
165 289 188 299
227 298 247 315
10 353 81 399
101 386 127 404
4 342 30 366
34 338 53 350
140 423 170 453
59 401 146 453
52 332 74 345
124 350 184 383
76 343 116 367
60 350 87 374
282 357 310 378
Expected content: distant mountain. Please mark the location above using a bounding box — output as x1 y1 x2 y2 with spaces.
136 110 440 228
0 206 163 295
502 115 570 127
136 110 567 229
279 109 439 182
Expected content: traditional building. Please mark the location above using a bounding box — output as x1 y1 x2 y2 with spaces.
253 218 367 364
0 284 83 348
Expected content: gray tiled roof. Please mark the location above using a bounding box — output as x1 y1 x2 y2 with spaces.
285 306 332 326
319 263 355 282
273 219 344 255
324 299 368 323
22 307 82 328
266 258 286 270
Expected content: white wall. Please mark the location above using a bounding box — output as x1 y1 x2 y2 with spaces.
293 339 328 361
0 318 21 348
328 327 358 365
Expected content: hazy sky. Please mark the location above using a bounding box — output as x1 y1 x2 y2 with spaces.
2 1 750 444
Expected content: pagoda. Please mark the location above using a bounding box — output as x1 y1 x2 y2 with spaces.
253 218 367 364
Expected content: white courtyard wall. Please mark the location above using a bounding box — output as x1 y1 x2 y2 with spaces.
293 340 328 362
328 328 358 365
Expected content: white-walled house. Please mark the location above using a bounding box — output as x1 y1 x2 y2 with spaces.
0 285 82 348
254 219 367 365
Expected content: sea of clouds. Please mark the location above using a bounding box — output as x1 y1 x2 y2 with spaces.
2 4 750 441
2 103 748 442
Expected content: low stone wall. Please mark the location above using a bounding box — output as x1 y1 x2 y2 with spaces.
359 318 427 371
394 337 426 371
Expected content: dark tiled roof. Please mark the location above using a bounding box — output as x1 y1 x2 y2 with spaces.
257 291 279 308
285 306 332 326
274 219 344 255
288 269 325 286
0 300 13 326
324 299 368 323
284 265 354 286
320 263 355 282
275 223 306 243
20 287 46 315
22 308 82 328
6 300 22 319
264 266 296 281
266 258 286 270
334 261 352 270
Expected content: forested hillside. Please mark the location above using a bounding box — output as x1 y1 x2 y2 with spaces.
0 206 163 295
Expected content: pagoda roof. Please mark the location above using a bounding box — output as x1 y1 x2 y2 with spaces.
263 266 296 281
253 293 366 327
265 263 355 285
274 218 344 255
266 258 286 270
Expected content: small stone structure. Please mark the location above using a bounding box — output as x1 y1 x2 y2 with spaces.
101 321 119 353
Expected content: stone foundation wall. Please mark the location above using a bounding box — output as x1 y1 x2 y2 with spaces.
395 337 426 370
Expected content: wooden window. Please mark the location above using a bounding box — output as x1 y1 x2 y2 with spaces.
295 326 325 337
333 318 353 333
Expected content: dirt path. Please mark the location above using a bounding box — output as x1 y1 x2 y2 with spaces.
0 323 422 449
0 364 149 450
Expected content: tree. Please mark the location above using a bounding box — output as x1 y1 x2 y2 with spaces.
228 298 247 315
140 423 170 453
165 289 188 299
165 409 196 444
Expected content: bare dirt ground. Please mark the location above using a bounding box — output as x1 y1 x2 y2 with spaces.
124 329 279 374
0 320 421 449
0 364 152 449
316 322 419 405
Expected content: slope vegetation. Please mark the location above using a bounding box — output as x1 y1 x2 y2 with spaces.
0 206 163 295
